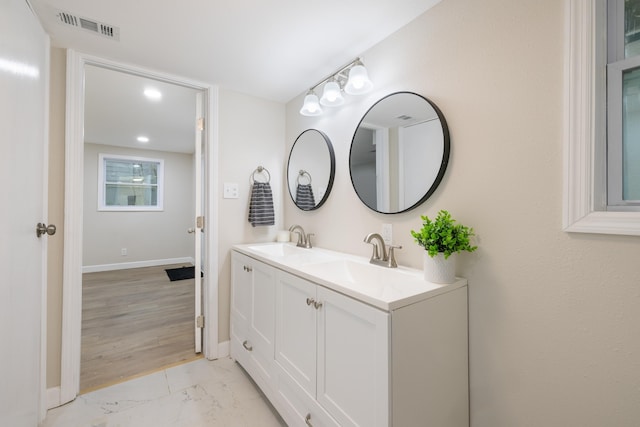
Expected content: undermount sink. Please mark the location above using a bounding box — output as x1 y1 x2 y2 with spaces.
247 243 304 257
303 259 414 285
246 243 338 265
301 258 430 302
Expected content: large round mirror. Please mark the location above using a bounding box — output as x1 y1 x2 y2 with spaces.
287 129 336 211
349 92 450 214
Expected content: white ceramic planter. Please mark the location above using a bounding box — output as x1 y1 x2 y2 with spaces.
423 252 456 284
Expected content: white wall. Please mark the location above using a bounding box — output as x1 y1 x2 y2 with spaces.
285 1 640 426
83 143 194 267
216 89 285 344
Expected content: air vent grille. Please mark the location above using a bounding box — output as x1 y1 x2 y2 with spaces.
55 10 120 41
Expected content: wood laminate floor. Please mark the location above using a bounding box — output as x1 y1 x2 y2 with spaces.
81 264 198 393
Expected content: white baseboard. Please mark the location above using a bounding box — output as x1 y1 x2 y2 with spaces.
47 386 61 409
83 257 195 273
217 340 230 358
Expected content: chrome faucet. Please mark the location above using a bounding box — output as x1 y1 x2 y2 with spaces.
289 224 314 248
364 233 401 268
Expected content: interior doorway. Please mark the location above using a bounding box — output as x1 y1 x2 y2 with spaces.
79 64 203 391
59 51 219 405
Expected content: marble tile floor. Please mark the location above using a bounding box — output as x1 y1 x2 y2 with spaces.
43 357 287 427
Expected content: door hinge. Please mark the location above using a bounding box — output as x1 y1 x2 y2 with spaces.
196 315 205 328
197 117 205 131
196 216 204 229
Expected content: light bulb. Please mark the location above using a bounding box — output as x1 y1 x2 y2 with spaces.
143 88 162 100
320 80 344 107
300 91 323 116
345 64 373 95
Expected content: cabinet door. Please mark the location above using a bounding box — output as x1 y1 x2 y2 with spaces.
248 258 277 383
275 271 317 397
230 252 252 364
317 287 390 427
230 252 276 386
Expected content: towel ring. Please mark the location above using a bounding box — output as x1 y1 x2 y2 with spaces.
296 170 312 186
251 166 271 184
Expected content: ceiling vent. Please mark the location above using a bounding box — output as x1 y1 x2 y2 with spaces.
55 10 120 41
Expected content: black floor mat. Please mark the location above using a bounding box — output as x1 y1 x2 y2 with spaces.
165 266 202 281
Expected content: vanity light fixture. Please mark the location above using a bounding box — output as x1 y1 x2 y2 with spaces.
300 57 373 116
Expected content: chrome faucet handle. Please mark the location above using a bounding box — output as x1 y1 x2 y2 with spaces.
305 233 314 248
386 245 402 268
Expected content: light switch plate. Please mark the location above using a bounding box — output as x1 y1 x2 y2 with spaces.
223 182 239 199
382 223 393 245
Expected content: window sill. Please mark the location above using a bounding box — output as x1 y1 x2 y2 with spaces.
564 211 640 236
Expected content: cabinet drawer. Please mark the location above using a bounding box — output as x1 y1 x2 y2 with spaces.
276 365 340 427
229 314 249 367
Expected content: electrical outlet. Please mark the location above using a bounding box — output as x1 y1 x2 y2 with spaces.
381 223 393 245
223 182 239 199
121 248 127 256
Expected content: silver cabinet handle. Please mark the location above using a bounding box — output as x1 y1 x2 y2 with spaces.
305 413 313 426
306 298 322 309
243 265 253 272
187 227 196 234
242 340 253 351
36 222 56 238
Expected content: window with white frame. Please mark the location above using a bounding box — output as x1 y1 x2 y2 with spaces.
98 153 164 211
564 0 640 235
607 0 640 209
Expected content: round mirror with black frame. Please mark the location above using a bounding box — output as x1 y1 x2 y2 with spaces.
349 92 450 214
287 129 336 211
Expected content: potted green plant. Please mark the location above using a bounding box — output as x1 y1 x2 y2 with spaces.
410 210 477 283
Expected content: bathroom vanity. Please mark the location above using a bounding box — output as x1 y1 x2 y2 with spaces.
230 243 468 427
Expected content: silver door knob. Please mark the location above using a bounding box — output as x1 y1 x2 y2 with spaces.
36 223 56 238
187 227 196 234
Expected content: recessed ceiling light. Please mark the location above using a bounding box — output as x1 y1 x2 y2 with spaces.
143 88 162 100
137 136 149 143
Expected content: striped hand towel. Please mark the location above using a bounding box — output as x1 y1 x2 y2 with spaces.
248 182 275 227
295 184 316 210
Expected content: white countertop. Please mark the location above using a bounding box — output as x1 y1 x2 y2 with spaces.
232 242 467 311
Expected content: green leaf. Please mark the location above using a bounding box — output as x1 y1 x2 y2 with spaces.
409 210 477 257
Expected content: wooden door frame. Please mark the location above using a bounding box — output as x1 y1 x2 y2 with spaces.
60 50 219 404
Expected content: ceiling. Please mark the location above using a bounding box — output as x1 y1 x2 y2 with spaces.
84 65 199 153
30 0 441 103
30 0 441 154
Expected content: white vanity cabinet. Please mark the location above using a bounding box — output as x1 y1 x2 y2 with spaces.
275 271 389 427
231 245 469 427
230 251 277 390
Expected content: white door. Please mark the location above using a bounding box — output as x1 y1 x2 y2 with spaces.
0 0 49 425
194 92 204 353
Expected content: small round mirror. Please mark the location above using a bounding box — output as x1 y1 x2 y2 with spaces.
287 129 336 211
349 92 450 214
